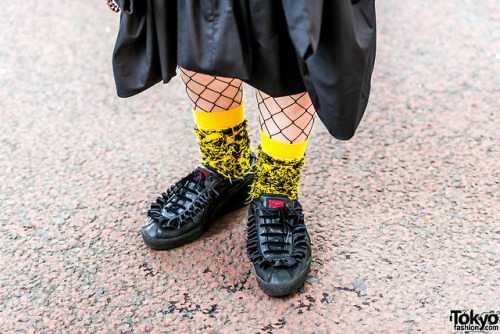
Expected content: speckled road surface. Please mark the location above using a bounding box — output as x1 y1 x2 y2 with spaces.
1 1 499 333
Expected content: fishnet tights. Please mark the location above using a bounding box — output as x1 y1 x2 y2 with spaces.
179 67 242 112
180 67 316 144
257 90 316 144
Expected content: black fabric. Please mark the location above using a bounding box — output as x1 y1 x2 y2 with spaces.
112 0 177 96
112 0 377 140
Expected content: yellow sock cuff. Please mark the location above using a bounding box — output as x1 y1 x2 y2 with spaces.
193 103 244 130
260 130 308 160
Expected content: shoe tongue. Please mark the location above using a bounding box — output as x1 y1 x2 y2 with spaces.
195 167 209 178
196 165 219 178
260 194 290 208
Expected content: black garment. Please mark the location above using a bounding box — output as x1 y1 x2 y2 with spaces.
112 0 377 140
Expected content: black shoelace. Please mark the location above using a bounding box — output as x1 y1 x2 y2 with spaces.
259 207 301 256
147 168 212 225
163 169 209 214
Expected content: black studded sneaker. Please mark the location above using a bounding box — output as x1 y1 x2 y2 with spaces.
247 194 312 296
142 153 256 250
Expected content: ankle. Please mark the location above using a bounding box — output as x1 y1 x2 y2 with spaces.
248 145 305 201
195 119 251 181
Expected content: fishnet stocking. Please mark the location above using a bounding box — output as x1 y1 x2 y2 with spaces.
179 67 243 112
257 90 316 144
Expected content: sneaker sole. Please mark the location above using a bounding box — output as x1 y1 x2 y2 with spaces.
141 172 254 250
254 258 312 297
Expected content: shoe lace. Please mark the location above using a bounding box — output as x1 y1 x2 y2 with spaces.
259 206 301 257
163 168 210 214
147 168 210 224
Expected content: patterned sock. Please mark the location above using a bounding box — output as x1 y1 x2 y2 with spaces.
193 103 251 181
248 130 308 201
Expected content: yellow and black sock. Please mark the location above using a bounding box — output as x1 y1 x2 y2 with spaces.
193 103 251 181
248 130 307 201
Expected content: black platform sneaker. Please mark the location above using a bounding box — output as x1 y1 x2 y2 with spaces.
142 153 256 250
247 194 312 296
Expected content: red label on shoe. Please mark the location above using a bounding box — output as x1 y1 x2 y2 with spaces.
269 200 284 208
196 169 209 178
